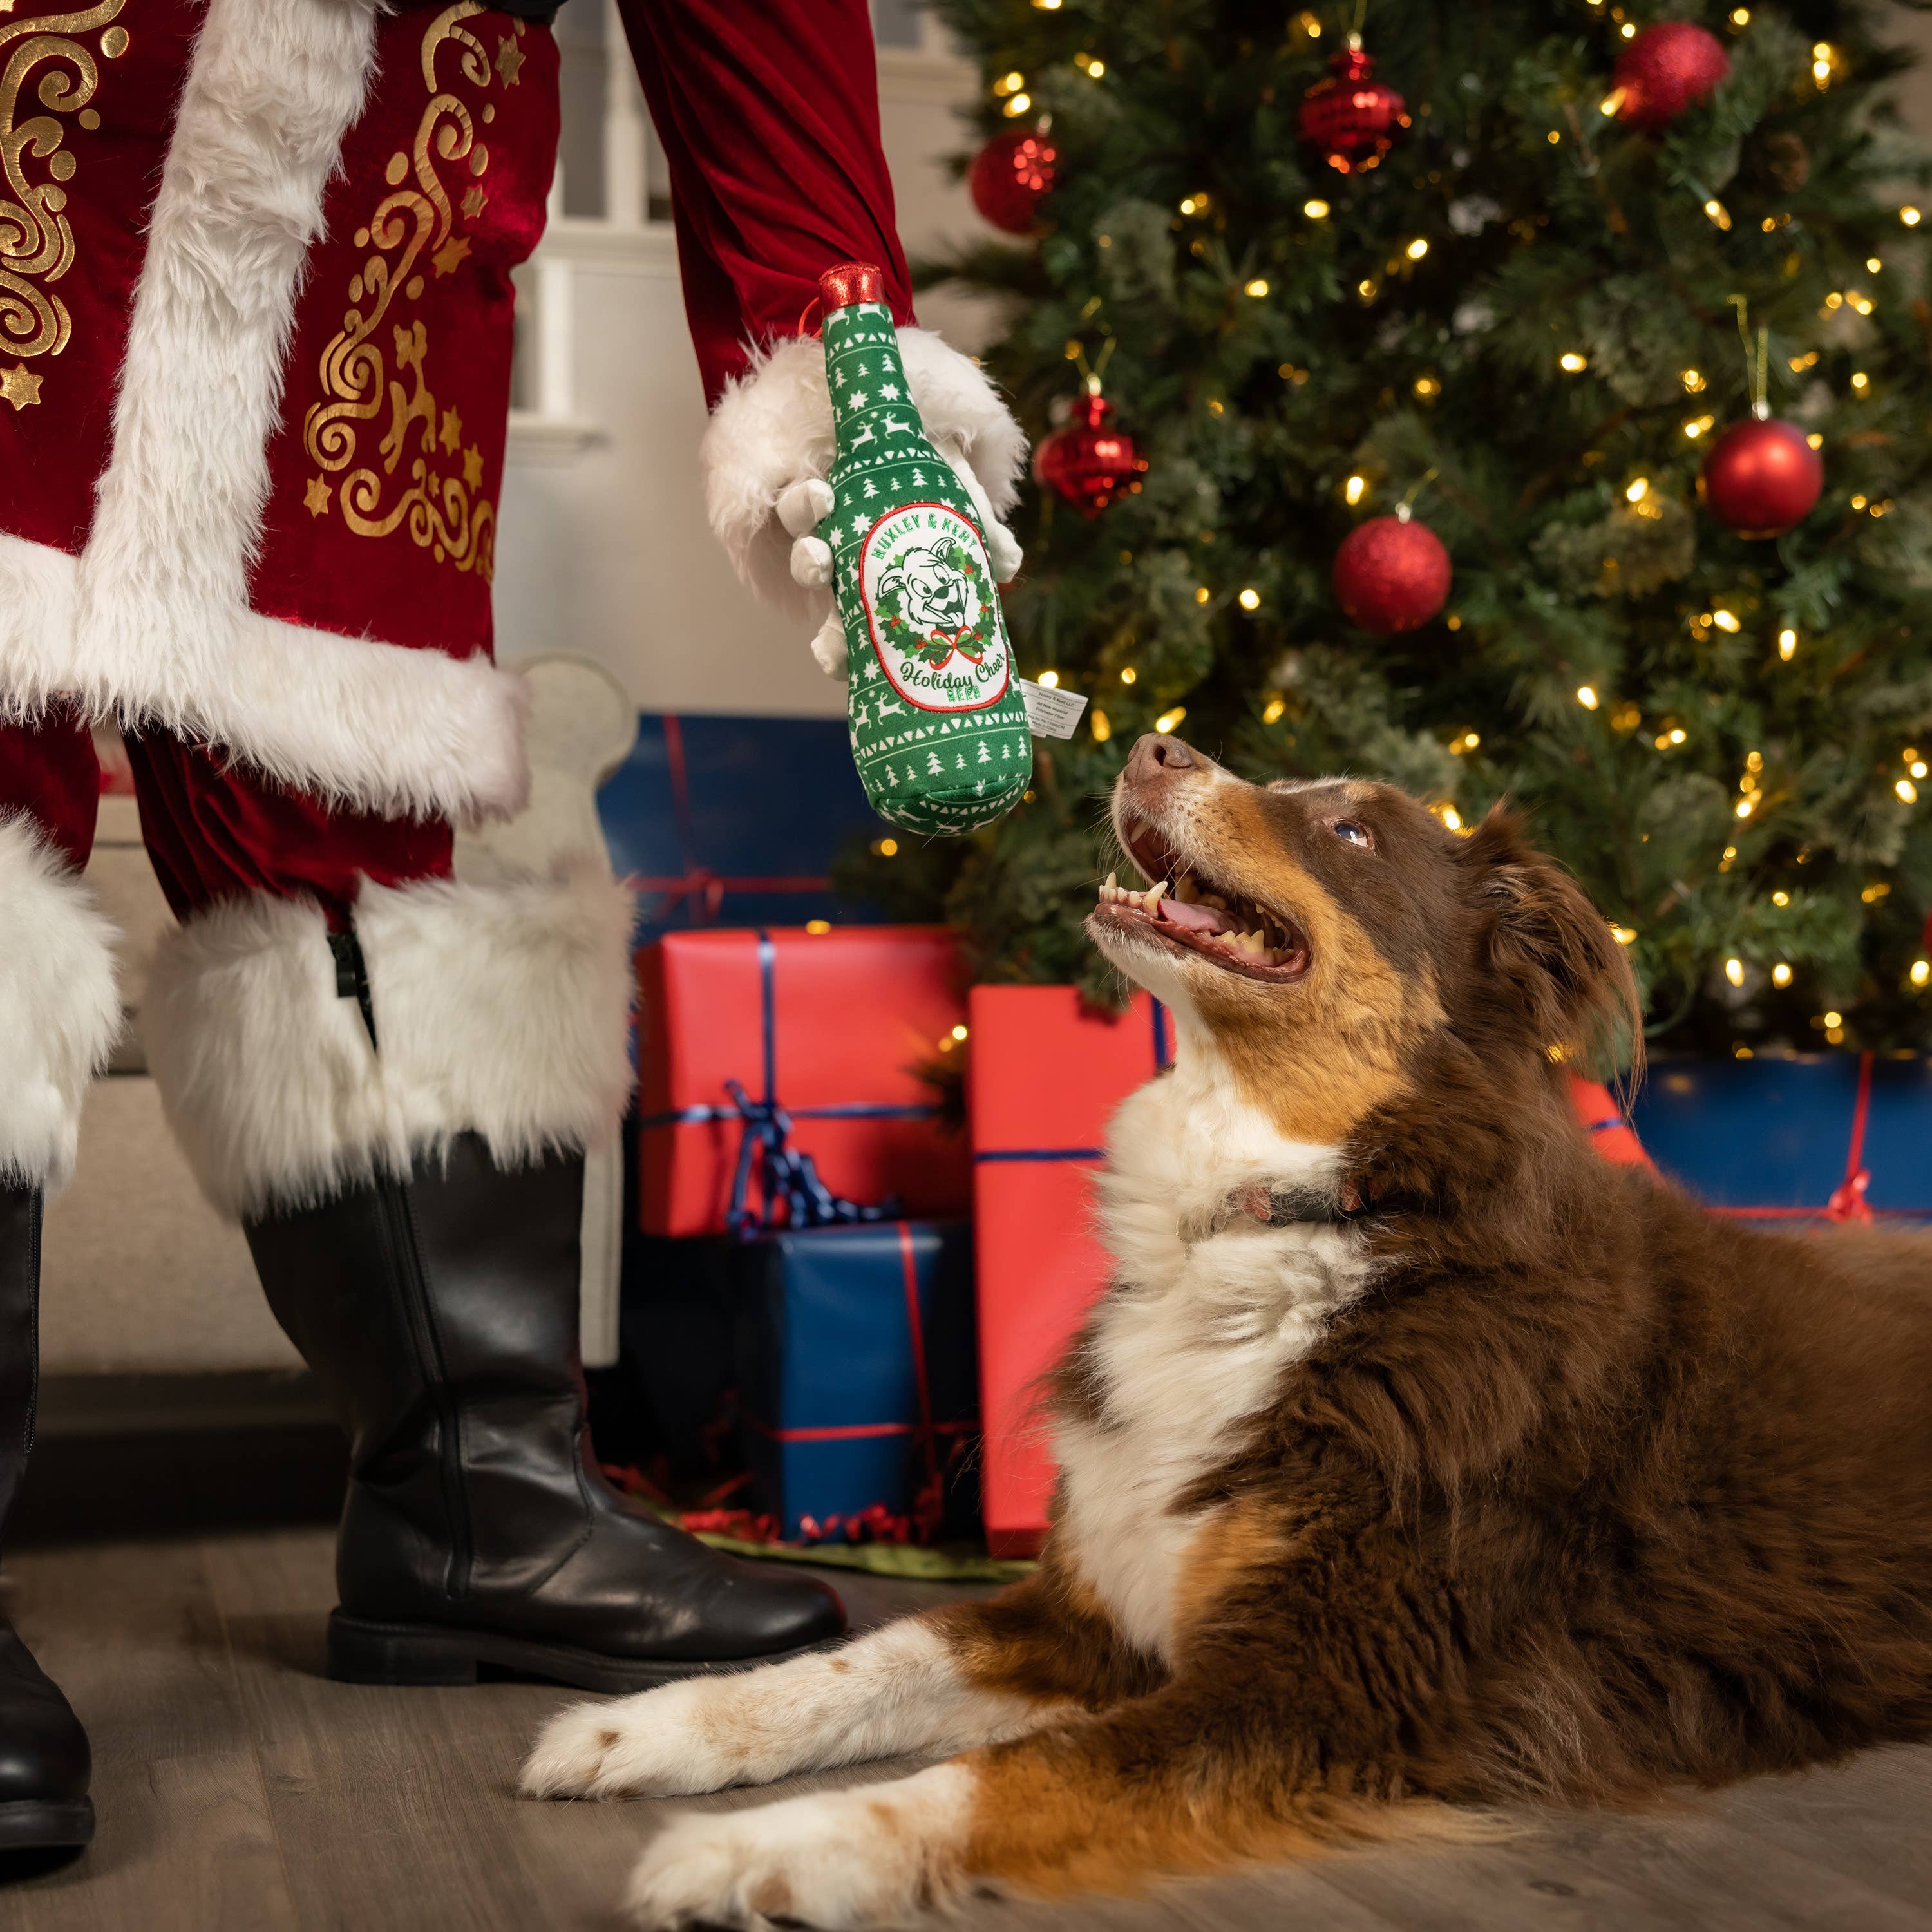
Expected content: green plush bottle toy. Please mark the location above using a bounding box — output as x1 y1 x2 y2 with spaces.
817 261 1032 834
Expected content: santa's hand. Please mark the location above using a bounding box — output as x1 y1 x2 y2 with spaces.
789 535 833 591
936 437 1023 584
777 477 835 542
702 326 1028 672
809 611 849 679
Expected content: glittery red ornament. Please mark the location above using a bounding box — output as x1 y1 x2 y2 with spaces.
969 127 1057 236
1333 513 1452 633
1298 37 1410 176
1032 392 1144 516
1611 21 1732 131
1698 416 1824 538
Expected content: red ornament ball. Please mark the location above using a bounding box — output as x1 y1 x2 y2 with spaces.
1032 392 1144 516
1611 22 1732 130
1298 41 1410 175
1333 515 1452 634
969 128 1057 236
1698 417 1824 538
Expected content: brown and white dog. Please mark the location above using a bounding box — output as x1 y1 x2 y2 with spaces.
523 734 1932 1927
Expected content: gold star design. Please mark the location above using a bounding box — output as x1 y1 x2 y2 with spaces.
431 234 471 278
462 185 488 222
462 444 484 491
0 361 41 409
495 34 524 85
439 407 465 454
303 475 331 518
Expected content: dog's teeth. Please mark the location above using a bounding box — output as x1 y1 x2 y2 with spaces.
1144 880 1168 906
1106 871 1118 891
1200 893 1227 911
1175 876 1198 904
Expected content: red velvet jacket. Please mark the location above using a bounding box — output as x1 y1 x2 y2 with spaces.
616 0 917 402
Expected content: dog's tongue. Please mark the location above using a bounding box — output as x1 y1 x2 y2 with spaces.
1157 895 1230 935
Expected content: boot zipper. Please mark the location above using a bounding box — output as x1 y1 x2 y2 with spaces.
21 1195 38 1459
378 1177 473 1603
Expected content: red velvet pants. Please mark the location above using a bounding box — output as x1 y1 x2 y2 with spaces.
1 710 450 922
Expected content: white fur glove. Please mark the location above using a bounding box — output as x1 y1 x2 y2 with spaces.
702 329 1028 681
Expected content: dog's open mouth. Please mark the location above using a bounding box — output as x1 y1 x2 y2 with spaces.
1094 820 1311 983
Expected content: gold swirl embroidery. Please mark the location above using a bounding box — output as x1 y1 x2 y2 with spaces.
0 1 128 409
302 2 517 579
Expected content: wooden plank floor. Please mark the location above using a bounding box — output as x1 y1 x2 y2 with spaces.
2 1526 1929 1931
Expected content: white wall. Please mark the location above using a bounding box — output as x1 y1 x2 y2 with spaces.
492 7 1002 719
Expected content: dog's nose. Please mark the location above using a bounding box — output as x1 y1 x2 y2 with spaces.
1126 733 1201 786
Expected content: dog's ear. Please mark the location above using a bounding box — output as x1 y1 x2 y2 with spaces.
1459 804 1643 1077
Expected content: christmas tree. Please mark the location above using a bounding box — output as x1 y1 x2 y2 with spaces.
841 0 1932 1058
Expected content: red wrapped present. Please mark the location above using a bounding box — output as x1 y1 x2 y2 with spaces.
969 986 1172 1558
1570 1077 1653 1169
637 927 971 1237
969 986 1649 1558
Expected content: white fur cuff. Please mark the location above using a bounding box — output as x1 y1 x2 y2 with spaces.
702 328 1027 618
0 817 122 1193
142 865 636 1219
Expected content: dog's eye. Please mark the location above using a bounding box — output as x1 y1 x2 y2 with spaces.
1332 820 1374 849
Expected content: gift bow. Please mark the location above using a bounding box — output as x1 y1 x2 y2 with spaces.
723 1077 902 1240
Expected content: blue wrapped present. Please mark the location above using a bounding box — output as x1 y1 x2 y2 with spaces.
1631 1053 1932 1222
734 1221 979 1543
596 712 884 940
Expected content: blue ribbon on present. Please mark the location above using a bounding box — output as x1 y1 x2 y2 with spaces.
723 1078 900 1240
971 997 1171 1168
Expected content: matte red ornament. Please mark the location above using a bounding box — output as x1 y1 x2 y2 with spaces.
1698 416 1824 538
1298 38 1410 176
1333 513 1452 634
1611 21 1732 130
969 128 1057 236
1032 392 1144 516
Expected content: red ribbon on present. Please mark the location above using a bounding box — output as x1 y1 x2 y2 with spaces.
740 1222 972 1544
631 715 831 923
1712 1052 1879 1226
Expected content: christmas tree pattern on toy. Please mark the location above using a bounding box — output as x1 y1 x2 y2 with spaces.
818 262 1032 834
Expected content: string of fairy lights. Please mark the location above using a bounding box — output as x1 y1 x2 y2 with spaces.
954 1 1929 1036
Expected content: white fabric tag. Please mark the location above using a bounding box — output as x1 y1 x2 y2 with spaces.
1018 678 1088 739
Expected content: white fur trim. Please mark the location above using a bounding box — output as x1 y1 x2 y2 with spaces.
702 328 1027 619
0 529 530 823
0 817 122 1192
142 864 636 1218
0 1 529 824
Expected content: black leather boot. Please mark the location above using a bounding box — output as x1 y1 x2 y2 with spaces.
0 1185 92 1852
246 1134 845 1693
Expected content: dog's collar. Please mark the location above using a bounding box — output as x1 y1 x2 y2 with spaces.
1211 1176 1370 1235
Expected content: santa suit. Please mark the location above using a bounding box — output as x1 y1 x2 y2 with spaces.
0 0 1024 1855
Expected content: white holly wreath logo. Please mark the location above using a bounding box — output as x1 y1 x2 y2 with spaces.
859 504 1008 713
878 542 981 649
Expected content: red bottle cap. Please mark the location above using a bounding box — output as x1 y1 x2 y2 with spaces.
819 261 886 311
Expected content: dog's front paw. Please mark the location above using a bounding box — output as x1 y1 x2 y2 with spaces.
522 1681 732 1800
621 1766 972 1929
